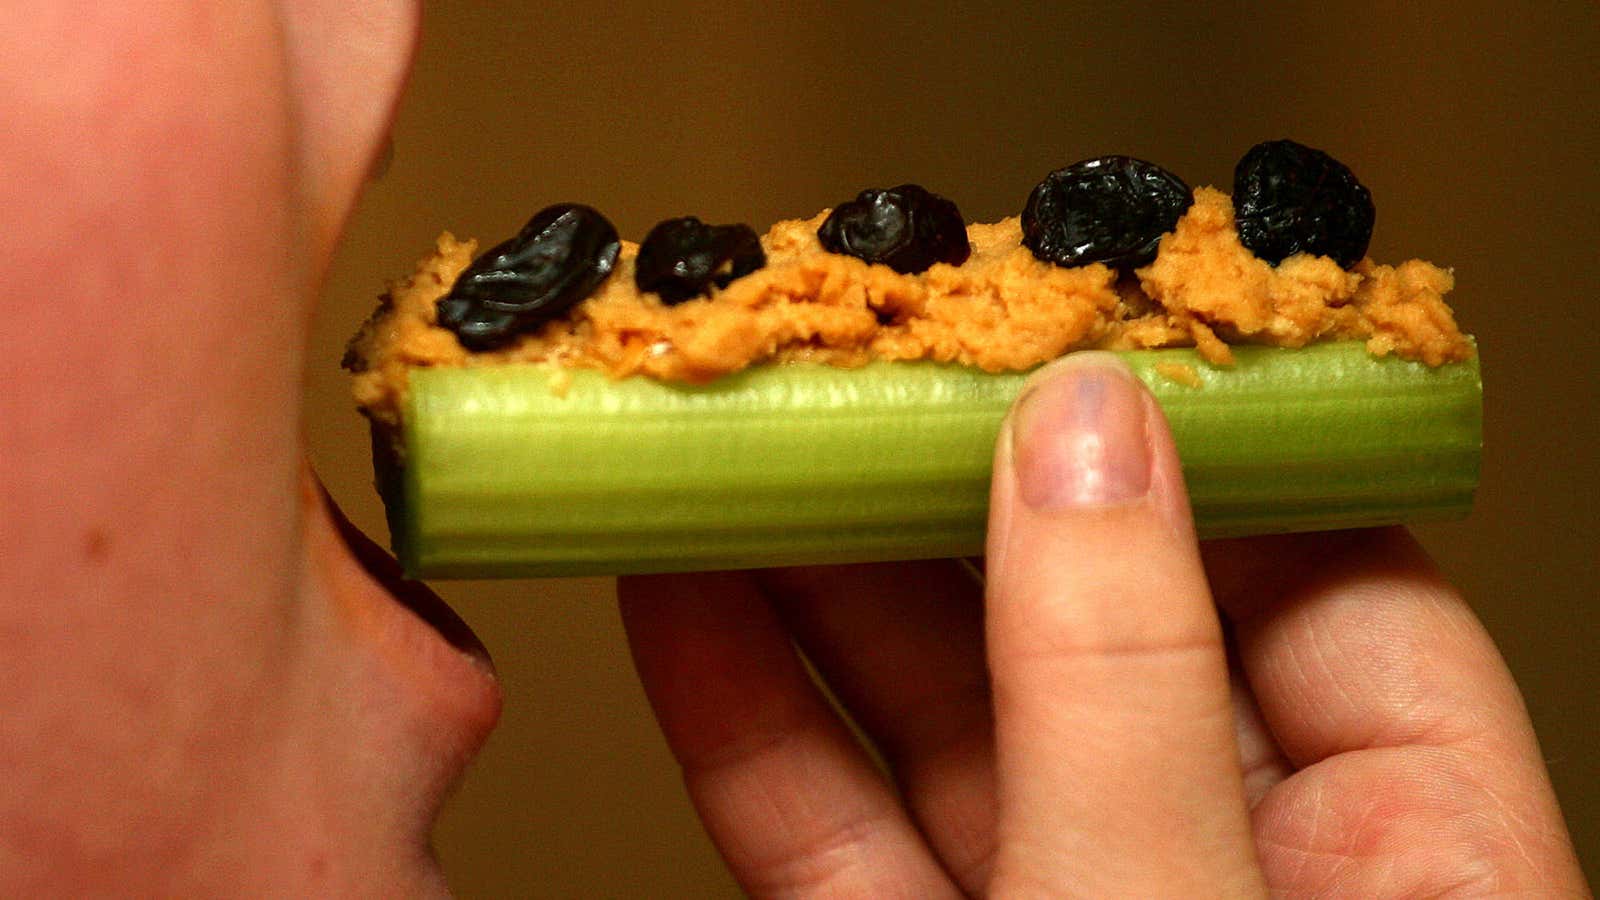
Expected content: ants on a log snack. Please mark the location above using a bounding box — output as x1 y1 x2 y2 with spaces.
344 140 1480 578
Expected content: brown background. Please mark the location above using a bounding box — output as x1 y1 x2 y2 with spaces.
305 1 1598 893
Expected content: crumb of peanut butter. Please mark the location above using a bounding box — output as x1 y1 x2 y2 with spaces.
346 190 1473 424
1154 362 1204 388
544 365 573 398
1184 317 1235 366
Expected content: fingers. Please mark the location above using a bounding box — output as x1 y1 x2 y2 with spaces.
1204 530 1589 891
1206 529 1535 764
1227 655 1291 807
984 353 1266 895
756 561 997 893
617 572 960 899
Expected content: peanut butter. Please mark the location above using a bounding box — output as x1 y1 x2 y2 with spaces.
346 188 1471 424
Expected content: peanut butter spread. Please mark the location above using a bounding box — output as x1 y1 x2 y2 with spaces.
346 187 1471 424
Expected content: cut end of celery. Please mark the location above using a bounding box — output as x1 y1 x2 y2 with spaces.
378 343 1481 578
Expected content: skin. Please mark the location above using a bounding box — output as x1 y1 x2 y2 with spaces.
0 2 1587 896
621 356 1590 897
2 3 495 895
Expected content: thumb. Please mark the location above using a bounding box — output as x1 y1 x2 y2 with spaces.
984 352 1265 896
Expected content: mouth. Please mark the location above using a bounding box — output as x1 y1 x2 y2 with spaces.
315 477 494 676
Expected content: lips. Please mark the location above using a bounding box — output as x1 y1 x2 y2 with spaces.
314 477 494 676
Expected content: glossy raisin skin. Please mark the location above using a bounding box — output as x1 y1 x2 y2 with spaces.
1233 140 1374 269
1021 156 1192 270
817 184 970 274
634 217 766 305
435 203 620 351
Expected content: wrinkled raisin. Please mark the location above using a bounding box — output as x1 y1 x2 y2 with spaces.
634 217 766 305
1233 140 1374 269
1021 156 1192 269
434 299 522 352
436 203 619 350
817 184 970 274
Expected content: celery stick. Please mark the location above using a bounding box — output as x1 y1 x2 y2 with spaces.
384 342 1480 578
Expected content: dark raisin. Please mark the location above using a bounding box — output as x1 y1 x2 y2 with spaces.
1021 156 1192 269
434 297 521 352
1232 140 1374 269
436 203 619 350
817 184 970 274
634 217 766 305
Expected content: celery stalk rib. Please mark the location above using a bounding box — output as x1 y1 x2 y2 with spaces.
388 342 1480 578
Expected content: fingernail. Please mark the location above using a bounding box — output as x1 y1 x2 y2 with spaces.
1011 353 1152 510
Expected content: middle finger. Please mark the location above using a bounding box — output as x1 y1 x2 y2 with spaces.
756 560 997 894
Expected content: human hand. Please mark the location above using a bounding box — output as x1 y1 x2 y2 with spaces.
619 354 1588 897
3 3 500 894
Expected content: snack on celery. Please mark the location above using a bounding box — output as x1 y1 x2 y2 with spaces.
345 142 1480 578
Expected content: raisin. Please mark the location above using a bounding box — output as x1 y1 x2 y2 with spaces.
634 216 766 305
434 298 521 352
817 184 970 274
1021 156 1192 270
1232 140 1374 269
435 203 619 350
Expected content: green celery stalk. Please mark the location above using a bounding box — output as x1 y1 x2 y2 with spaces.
379 342 1480 578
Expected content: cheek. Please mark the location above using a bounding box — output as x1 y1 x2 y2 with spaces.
0 0 310 665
